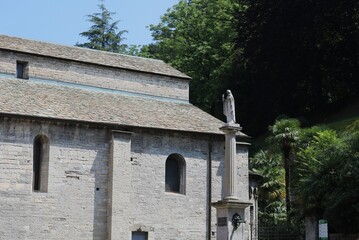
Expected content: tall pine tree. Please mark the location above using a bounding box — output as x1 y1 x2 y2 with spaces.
76 2 128 53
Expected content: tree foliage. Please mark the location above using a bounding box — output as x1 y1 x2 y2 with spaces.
267 118 300 220
255 118 359 232
250 150 286 223
258 119 359 233
295 129 359 233
143 0 237 114
76 3 128 53
268 118 300 150
145 0 358 136
233 0 359 135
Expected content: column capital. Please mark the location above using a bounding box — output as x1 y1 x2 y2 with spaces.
220 124 242 133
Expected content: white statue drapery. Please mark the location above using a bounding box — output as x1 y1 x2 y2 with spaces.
223 90 236 124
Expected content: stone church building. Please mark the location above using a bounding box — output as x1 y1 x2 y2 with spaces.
0 35 258 240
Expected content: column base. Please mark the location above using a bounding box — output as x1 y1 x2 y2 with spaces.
212 200 252 240
224 195 240 201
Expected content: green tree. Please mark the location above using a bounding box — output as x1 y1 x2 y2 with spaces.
268 118 300 220
143 0 237 115
76 2 128 53
296 130 359 233
250 150 286 223
232 0 359 136
144 0 358 137
253 118 359 231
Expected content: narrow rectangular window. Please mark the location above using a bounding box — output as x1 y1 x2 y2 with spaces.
33 135 49 192
16 61 29 79
33 139 42 191
132 231 148 240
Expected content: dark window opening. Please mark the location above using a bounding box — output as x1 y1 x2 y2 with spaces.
165 153 186 194
166 159 180 192
33 138 42 191
16 61 29 79
33 135 49 192
132 231 148 240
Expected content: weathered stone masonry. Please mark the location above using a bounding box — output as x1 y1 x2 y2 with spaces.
0 35 252 240
0 117 230 240
0 118 109 240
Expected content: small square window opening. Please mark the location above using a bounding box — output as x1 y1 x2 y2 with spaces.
16 61 29 79
132 231 148 240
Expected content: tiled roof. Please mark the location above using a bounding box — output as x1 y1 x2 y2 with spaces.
0 35 190 79
0 78 227 135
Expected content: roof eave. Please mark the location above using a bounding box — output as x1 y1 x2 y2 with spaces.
0 112 224 136
0 47 191 81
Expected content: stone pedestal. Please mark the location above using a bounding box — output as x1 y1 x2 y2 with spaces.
213 200 252 240
213 124 251 240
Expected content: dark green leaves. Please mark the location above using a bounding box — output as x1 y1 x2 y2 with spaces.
76 3 129 54
143 0 237 113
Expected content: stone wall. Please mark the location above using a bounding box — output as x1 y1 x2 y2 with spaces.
211 139 226 239
236 144 249 202
0 117 249 239
0 50 189 101
0 117 109 240
237 143 251 239
110 130 225 240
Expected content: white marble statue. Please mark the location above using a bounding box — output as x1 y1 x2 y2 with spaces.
222 90 236 124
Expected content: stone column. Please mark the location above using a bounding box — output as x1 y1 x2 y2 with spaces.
221 125 241 200
212 124 251 240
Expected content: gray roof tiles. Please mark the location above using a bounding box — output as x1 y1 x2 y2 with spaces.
0 78 226 135
0 35 190 79
0 35 249 136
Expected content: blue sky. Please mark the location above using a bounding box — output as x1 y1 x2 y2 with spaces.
0 0 179 47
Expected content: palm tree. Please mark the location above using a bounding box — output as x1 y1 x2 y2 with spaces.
250 150 286 223
268 118 300 221
296 129 359 234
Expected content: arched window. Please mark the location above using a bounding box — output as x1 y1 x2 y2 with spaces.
165 153 186 194
33 135 49 192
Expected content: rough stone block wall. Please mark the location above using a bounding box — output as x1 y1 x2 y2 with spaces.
236 144 249 202
110 130 221 240
237 144 251 239
0 118 109 240
210 137 226 239
0 50 189 101
0 117 249 239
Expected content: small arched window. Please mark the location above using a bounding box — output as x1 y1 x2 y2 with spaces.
165 153 186 194
33 135 49 192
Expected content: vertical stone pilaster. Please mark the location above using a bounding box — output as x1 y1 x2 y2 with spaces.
108 130 132 240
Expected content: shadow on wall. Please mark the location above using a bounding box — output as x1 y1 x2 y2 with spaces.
216 157 225 199
91 144 110 240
